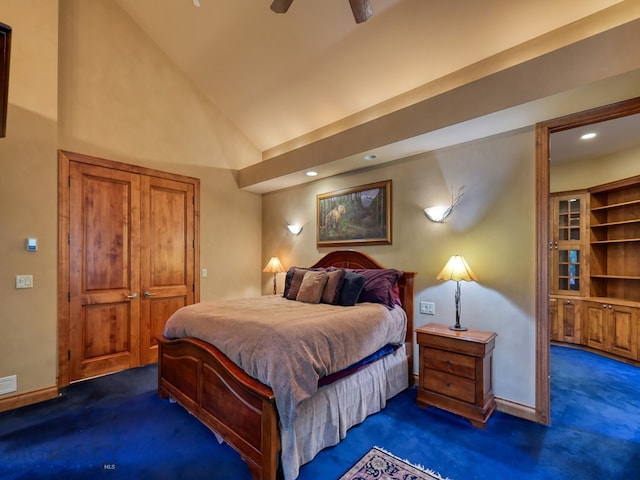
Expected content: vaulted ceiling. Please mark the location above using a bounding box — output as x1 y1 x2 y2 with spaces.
115 0 639 191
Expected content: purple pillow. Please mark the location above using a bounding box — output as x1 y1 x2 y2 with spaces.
351 269 403 309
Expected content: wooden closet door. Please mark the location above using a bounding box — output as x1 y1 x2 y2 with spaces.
68 161 142 381
139 176 196 364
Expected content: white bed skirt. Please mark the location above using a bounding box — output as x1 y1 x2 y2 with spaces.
280 345 409 480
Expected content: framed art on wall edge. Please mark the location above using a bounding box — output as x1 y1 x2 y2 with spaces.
317 180 392 247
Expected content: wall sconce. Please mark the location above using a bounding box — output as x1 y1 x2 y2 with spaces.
286 220 303 235
424 186 464 223
263 256 286 294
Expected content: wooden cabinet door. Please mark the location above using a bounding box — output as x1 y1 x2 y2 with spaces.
69 161 141 380
549 193 587 296
608 304 638 360
560 299 581 344
584 301 638 360
584 301 608 351
139 176 196 364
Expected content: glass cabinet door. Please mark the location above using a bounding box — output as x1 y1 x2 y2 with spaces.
557 197 582 241
556 248 581 293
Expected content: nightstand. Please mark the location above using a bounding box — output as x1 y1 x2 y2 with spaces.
416 322 496 428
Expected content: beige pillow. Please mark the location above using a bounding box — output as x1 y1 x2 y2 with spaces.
286 268 308 300
296 271 329 303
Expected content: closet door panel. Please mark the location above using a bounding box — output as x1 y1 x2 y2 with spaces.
68 162 141 381
139 176 196 364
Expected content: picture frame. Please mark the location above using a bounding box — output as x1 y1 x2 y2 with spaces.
317 180 392 247
0 22 12 138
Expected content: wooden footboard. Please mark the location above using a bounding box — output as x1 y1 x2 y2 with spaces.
157 336 280 480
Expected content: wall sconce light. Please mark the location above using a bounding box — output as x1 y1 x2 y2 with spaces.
286 220 303 235
424 186 465 223
263 256 286 294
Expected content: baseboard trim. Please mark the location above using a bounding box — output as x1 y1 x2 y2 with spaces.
0 386 59 413
495 396 538 422
411 374 538 423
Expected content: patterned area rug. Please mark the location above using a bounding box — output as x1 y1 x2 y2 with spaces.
339 446 449 480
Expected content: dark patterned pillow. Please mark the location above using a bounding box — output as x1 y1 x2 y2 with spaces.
286 268 308 300
337 271 366 306
282 267 299 298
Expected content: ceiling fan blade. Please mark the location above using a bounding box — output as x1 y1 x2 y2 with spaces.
349 0 372 23
270 0 294 14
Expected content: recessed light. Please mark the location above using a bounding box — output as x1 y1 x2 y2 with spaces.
363 153 378 161
306 171 318 177
580 132 597 140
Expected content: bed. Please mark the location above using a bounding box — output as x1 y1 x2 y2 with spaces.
157 250 415 480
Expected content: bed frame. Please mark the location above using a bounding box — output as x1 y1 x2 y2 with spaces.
157 250 415 480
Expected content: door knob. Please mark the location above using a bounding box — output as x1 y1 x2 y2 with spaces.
143 291 157 298
125 292 138 299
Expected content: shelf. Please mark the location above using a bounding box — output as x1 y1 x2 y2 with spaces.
591 238 640 245
591 275 640 281
591 198 640 211
590 218 640 228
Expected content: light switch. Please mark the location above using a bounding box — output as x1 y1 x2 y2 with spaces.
16 275 33 289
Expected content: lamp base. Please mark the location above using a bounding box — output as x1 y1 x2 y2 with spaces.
449 325 468 331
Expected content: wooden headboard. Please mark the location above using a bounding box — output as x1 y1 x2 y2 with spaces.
311 250 416 378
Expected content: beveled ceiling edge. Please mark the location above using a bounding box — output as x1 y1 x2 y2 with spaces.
261 1 640 162
237 16 640 193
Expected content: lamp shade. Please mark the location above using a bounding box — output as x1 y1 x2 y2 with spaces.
436 255 478 282
424 205 452 223
263 256 285 273
287 224 303 235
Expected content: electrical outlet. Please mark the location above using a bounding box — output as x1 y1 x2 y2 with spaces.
420 301 435 315
15 275 33 289
0 375 17 395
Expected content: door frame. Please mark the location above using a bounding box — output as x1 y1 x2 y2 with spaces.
57 150 200 387
535 96 640 424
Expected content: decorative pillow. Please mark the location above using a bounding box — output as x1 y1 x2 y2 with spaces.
321 268 346 305
282 267 299 298
352 268 404 309
296 271 329 304
286 268 308 300
337 271 366 306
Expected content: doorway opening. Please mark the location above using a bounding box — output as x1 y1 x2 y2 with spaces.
535 96 640 424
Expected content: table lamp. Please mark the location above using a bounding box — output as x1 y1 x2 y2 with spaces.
263 257 285 294
436 255 478 331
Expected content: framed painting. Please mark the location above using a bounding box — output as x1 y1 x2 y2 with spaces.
0 22 11 138
317 180 392 247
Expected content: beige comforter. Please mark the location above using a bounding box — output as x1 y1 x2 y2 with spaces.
162 295 407 428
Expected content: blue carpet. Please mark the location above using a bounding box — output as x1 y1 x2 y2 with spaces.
1 346 639 479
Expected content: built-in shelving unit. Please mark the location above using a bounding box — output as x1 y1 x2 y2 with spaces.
589 176 640 303
551 175 640 363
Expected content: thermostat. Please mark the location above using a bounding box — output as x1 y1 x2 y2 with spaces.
26 238 38 252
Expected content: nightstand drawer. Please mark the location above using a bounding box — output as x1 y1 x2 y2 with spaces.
423 347 476 380
423 369 476 404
